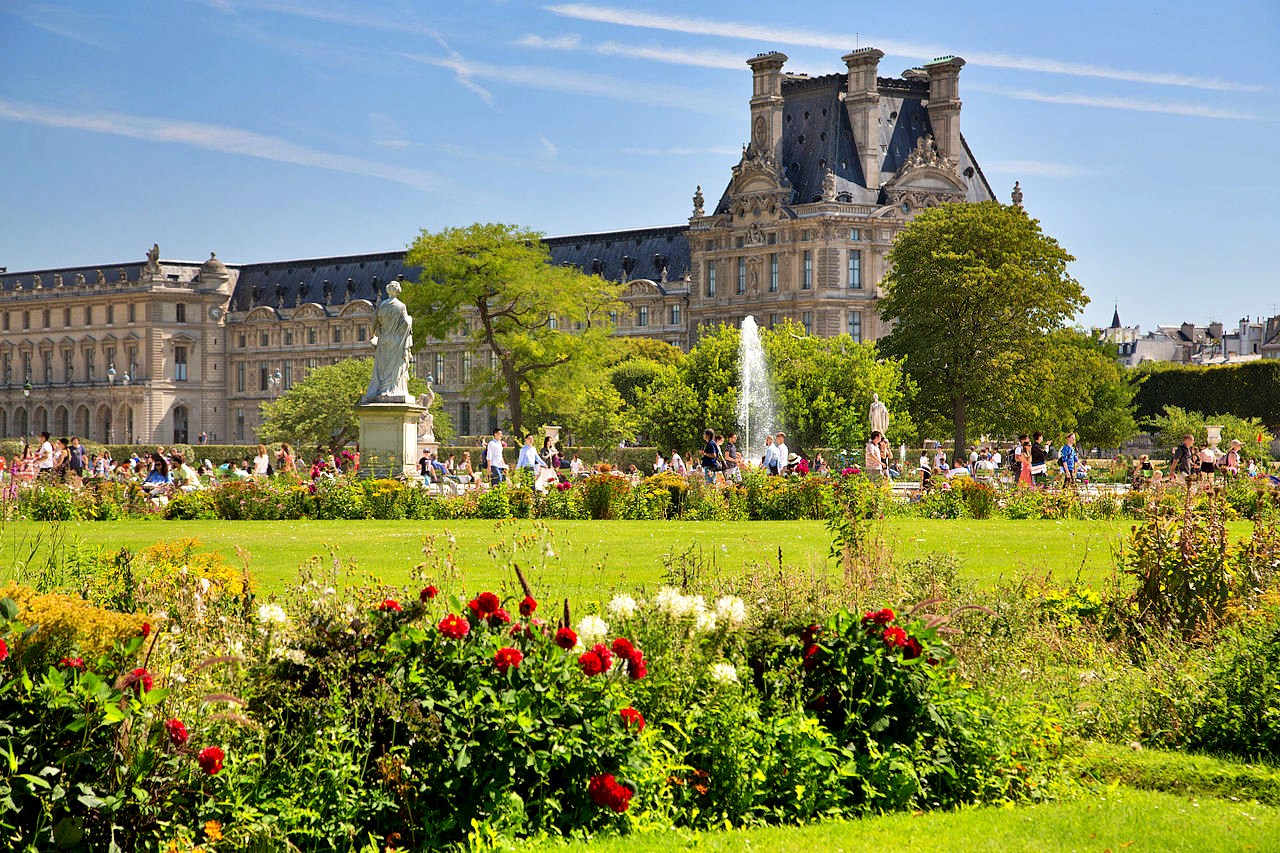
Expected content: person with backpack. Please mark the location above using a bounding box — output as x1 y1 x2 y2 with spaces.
700 428 721 484
1171 434 1198 479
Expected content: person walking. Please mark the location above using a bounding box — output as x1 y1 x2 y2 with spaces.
724 432 742 482
865 430 884 481
774 432 789 476
486 428 508 485
700 428 720 484
762 434 777 475
1171 433 1198 479
516 434 545 480
1058 433 1079 486
36 432 55 478
68 436 86 479
1030 432 1048 487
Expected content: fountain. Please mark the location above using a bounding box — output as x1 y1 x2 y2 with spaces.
737 316 778 466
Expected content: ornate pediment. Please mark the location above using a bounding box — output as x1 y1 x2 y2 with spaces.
722 144 794 219
622 279 665 299
883 133 967 210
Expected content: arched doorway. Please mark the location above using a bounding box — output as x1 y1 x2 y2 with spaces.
0 409 7 440
120 404 134 445
15 408 28 439
96 405 112 444
173 406 189 445
33 406 48 436
54 405 69 438
74 405 91 439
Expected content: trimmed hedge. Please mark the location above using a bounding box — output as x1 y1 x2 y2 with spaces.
1133 361 1280 427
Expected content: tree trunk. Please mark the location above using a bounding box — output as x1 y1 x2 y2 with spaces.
952 394 967 460
504 362 523 436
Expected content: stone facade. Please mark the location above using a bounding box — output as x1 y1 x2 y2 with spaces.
0 47 996 443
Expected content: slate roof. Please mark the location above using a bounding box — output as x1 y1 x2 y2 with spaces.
544 225 691 288
716 72 993 213
0 262 149 292
230 251 416 312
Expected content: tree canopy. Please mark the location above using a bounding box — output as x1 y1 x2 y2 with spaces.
403 223 623 436
258 358 441 455
878 201 1086 451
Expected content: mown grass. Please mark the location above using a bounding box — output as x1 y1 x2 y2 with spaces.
1079 742 1280 805
533 788 1280 852
0 517 1174 600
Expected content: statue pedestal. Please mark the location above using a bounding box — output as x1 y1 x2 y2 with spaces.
356 402 425 480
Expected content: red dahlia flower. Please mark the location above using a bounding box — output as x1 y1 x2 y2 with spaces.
591 643 614 670
420 585 439 602
476 591 500 615
165 718 189 746
619 707 645 731
800 624 821 645
554 627 578 650
438 613 470 639
198 746 225 775
0 638 7 662
881 626 909 648
587 773 633 812
803 643 820 672
139 622 151 638
862 608 895 627
579 650 605 676
904 636 923 660
519 595 537 618
59 656 85 670
493 646 524 674
610 637 636 660
377 598 402 612
128 667 154 695
627 653 648 680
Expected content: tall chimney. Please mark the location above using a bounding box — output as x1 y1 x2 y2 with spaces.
842 47 884 190
923 55 965 163
746 52 788 166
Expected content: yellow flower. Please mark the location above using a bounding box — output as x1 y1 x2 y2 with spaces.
203 820 223 842
166 841 180 853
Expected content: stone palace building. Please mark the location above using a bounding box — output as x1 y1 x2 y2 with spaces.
1 48 995 445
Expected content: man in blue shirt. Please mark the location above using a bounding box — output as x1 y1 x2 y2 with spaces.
516 434 544 479
1058 432 1079 485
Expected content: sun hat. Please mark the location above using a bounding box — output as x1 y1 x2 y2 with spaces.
787 453 799 464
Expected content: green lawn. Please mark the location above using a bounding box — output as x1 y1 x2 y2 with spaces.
0 517 1252 601
534 788 1280 852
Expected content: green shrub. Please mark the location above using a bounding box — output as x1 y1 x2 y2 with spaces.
1187 600 1280 759
580 473 631 520
475 484 512 519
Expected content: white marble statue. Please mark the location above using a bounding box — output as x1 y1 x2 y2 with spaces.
417 387 436 443
360 281 413 404
869 393 889 436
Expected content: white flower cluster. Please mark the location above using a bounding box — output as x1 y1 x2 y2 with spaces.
607 594 640 619
576 614 610 645
653 587 748 633
709 662 739 684
257 603 288 626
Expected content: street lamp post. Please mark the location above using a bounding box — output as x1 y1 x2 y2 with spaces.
107 364 116 443
267 368 283 400
22 378 31 443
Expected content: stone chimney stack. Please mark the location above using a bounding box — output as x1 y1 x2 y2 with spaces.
746 52 788 165
924 55 965 163
841 47 884 190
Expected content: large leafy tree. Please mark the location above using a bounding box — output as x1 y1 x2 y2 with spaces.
258 359 441 455
878 201 1086 452
403 223 623 436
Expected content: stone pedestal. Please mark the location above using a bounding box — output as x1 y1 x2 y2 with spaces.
357 402 425 480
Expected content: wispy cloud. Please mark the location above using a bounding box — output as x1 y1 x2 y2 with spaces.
621 145 739 156
969 83 1261 120
403 52 734 114
2 1 111 49
426 36 497 107
545 3 1261 92
538 135 559 157
205 0 441 37
0 98 442 191
981 160 1091 179
518 32 743 70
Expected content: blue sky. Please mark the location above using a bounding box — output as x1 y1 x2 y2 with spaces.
1 0 1277 331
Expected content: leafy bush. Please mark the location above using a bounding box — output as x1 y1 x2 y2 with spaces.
0 583 150 665
580 473 632 520
958 477 998 519
1187 599 1280 759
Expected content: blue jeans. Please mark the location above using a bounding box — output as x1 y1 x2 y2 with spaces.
490 465 506 485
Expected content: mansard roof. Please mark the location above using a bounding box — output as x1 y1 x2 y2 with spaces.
230 251 416 312
716 72 993 213
543 225 691 285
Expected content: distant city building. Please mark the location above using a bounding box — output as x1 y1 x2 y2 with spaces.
1 48 998 444
1099 306 1280 368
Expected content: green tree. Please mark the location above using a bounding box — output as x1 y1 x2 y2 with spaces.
636 365 701 454
878 201 1086 452
571 381 637 461
987 330 1138 449
762 320 916 451
258 359 442 455
402 223 623 436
